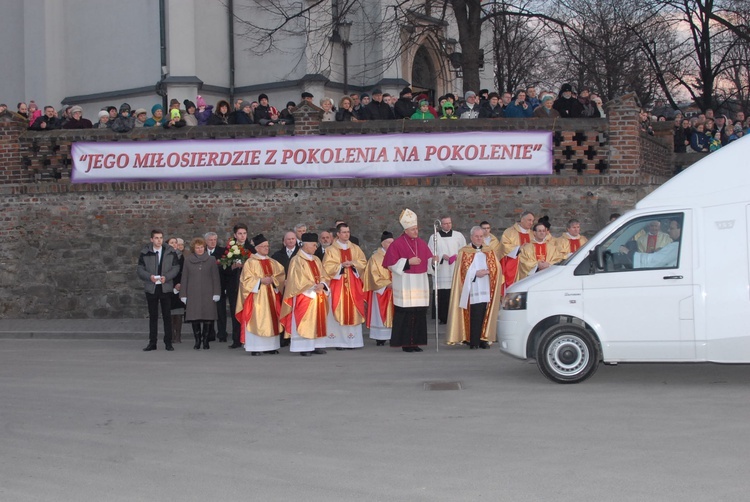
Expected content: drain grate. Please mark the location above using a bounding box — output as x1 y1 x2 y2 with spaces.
423 381 462 391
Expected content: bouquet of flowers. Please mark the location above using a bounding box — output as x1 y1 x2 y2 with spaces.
218 239 252 269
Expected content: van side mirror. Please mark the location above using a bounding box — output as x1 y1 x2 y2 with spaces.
595 244 606 270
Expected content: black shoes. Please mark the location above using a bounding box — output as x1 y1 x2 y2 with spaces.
165 344 174 351
267 350 279 355
229 343 242 349
412 346 423 352
479 341 490 349
300 351 312 357
402 347 414 352
143 344 157 351
313 348 327 355
375 340 386 346
251 352 261 356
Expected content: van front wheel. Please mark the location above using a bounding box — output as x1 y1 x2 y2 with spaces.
536 325 599 384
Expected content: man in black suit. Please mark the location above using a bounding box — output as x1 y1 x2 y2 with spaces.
205 231 228 342
137 229 180 351
271 231 300 274
223 223 255 349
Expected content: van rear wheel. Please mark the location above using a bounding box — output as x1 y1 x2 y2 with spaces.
536 324 599 384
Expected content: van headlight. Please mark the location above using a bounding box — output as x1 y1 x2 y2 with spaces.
502 292 527 310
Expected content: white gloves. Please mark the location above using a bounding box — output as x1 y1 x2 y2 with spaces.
212 295 220 302
180 297 187 304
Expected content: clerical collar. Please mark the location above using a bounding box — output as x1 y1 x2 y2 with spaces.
254 253 267 259
438 230 453 237
472 244 482 250
564 232 579 240
300 250 313 259
337 240 349 249
533 239 547 244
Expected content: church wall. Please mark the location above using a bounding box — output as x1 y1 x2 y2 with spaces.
0 94 675 318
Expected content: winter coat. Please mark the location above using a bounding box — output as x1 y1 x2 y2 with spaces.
111 116 135 133
533 106 561 119
170 254 185 313
689 130 710 152
335 108 357 121
235 110 254 125
29 115 63 131
363 100 395 121
195 106 214 126
553 96 584 118
181 251 221 322
503 100 533 118
208 110 232 126
137 245 181 293
456 103 480 119
279 109 295 125
479 103 504 119
410 110 435 120
394 97 417 119
63 117 93 129
183 113 198 126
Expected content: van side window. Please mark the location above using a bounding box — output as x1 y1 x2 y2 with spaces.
601 213 683 272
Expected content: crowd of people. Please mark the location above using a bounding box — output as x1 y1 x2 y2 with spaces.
0 82 610 134
135 210 595 355
662 108 749 154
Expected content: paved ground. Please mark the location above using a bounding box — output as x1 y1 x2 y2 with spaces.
1 320 750 501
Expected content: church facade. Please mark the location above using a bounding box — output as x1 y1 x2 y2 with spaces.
1 0 496 113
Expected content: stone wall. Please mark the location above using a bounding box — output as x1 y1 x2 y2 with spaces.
0 94 674 318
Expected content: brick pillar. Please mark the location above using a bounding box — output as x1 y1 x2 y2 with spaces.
0 117 24 185
606 93 641 175
292 102 322 136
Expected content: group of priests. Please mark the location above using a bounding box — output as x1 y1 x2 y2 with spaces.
233 210 588 355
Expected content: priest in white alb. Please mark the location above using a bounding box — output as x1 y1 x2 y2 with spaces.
280 233 330 356
236 234 286 355
428 216 466 324
363 231 395 346
322 222 367 349
446 226 503 349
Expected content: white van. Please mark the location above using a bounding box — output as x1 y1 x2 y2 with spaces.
497 135 750 383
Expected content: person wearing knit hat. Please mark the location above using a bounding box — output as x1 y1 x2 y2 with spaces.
235 100 255 125
456 91 480 119
363 230 396 346
534 93 561 118
111 102 136 132
410 100 434 120
280 232 331 356
279 101 296 125
235 233 286 356
553 83 583 118
93 109 110 129
134 108 149 128
382 209 435 352
254 94 278 125
182 100 198 126
194 95 213 126
144 104 166 127
395 87 416 119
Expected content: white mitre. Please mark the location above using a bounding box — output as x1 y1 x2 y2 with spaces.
399 208 418 229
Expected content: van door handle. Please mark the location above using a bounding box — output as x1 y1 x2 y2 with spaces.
663 275 683 280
